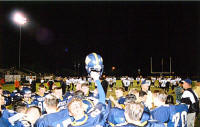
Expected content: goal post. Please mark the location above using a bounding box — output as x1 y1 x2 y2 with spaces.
150 57 173 75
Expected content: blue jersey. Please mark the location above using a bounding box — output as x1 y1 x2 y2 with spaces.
82 99 95 113
0 116 11 127
107 107 150 127
10 90 22 103
150 105 170 123
68 103 109 127
22 98 35 108
3 90 12 106
7 113 28 126
107 107 126 126
167 104 188 127
118 97 126 105
141 101 150 114
1 109 17 126
35 109 73 127
32 94 47 114
63 91 72 99
68 79 107 127
141 112 150 123
1 109 17 119
57 96 68 110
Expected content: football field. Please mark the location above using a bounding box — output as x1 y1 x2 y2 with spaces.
2 80 176 100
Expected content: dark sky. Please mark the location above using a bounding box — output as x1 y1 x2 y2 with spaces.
0 2 200 76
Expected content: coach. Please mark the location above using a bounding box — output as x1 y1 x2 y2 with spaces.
181 79 199 127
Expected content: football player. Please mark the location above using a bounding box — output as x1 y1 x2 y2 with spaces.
67 52 108 127
107 94 137 127
53 87 68 110
167 104 188 127
151 90 188 127
107 107 126 127
32 84 47 114
137 90 150 114
21 87 35 108
150 90 170 123
35 94 73 127
13 106 41 127
1 90 12 109
80 83 93 97
115 102 165 127
0 94 12 127
109 87 126 109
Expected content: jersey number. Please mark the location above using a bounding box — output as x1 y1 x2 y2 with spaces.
38 102 43 110
172 111 187 127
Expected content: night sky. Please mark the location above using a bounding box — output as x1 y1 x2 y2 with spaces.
0 2 200 77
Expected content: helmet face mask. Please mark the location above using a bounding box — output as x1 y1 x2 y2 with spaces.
85 53 104 76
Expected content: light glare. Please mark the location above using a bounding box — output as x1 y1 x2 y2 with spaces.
13 12 27 25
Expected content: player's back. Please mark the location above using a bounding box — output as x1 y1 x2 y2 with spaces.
35 109 73 127
150 105 170 123
168 104 188 127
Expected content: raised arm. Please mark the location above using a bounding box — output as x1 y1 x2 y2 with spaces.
90 71 105 104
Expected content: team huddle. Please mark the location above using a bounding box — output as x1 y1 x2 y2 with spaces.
0 53 199 127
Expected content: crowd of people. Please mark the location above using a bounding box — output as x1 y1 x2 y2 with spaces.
0 52 199 127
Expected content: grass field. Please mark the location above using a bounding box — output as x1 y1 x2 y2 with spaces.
2 80 176 100
2 80 200 126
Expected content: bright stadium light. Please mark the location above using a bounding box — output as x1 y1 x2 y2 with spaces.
12 11 28 70
13 12 27 25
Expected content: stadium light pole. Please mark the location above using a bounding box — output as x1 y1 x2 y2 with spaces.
13 12 27 70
